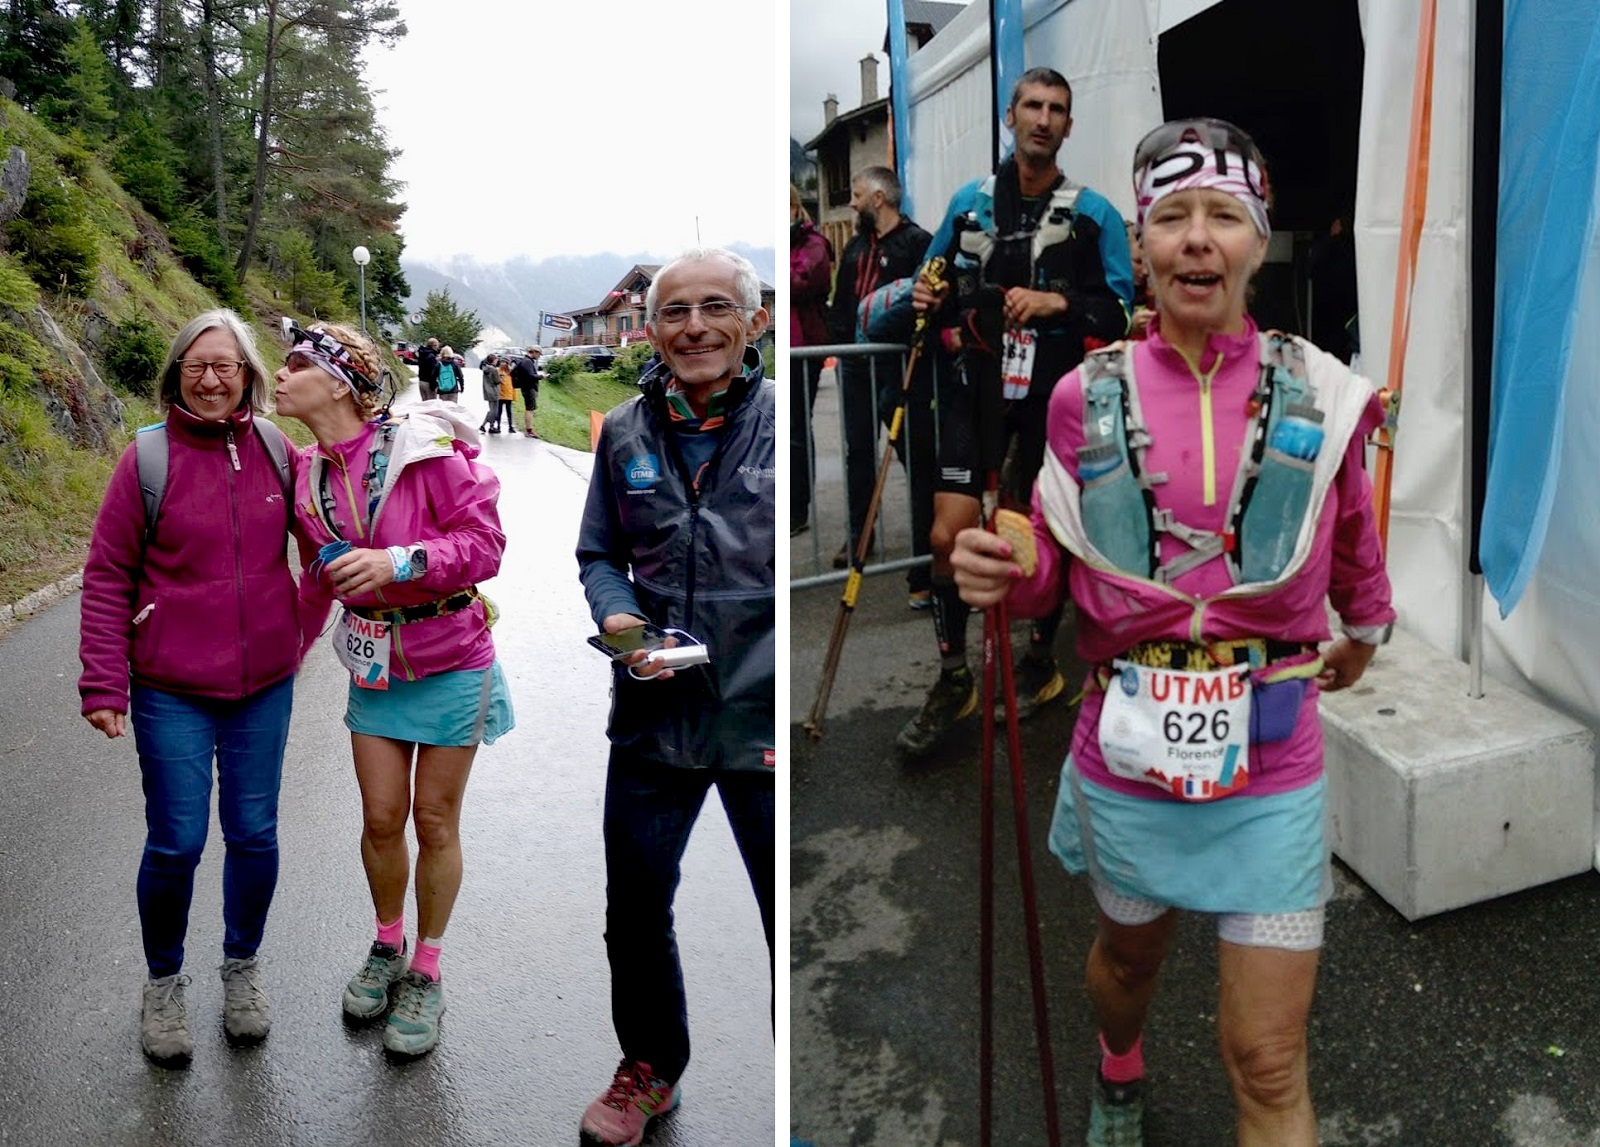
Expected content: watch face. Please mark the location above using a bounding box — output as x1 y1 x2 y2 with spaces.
411 546 427 573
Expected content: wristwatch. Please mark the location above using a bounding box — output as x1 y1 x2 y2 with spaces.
409 545 427 575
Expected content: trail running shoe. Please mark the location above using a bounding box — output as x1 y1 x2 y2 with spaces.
140 973 193 1066
1087 1070 1145 1147
895 665 979 757
580 1059 680 1146
1008 650 1066 719
907 589 933 611
219 956 270 1045
342 940 407 1023
381 971 445 1058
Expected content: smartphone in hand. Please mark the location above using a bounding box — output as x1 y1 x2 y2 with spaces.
587 623 670 660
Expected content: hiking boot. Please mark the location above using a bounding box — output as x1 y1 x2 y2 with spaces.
219 956 270 1046
140 973 193 1066
895 666 979 757
381 971 445 1058
342 940 407 1024
1087 1070 1145 1147
580 1059 680 1146
1008 650 1067 719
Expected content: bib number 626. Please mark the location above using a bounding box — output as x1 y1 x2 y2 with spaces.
1164 708 1231 744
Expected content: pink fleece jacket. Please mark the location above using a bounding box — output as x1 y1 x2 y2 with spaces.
1010 319 1396 798
293 414 504 682
79 406 318 713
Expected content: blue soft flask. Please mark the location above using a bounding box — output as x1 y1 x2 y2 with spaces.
1078 441 1153 576
1239 402 1325 583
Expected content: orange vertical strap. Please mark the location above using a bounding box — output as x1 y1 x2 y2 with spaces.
589 409 604 451
1373 0 1438 554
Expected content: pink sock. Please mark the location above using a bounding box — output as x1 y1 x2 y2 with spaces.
376 914 404 950
410 939 442 981
1099 1031 1145 1083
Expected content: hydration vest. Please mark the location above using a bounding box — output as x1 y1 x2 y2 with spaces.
953 173 1083 300
1073 332 1332 587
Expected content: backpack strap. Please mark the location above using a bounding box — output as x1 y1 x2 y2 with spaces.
134 422 168 548
252 418 294 503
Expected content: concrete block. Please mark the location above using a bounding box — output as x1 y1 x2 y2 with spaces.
1320 628 1596 921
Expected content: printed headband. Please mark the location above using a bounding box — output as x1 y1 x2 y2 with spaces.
1133 119 1271 238
287 323 381 395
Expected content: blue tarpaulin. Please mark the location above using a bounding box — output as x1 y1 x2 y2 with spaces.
1480 2 1600 616
992 0 1025 160
887 0 914 219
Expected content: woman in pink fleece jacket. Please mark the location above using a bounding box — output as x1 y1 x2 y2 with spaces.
272 321 510 1062
952 120 1395 1146
78 308 316 1067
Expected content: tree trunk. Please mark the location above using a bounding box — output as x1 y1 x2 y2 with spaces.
198 0 229 250
235 0 276 280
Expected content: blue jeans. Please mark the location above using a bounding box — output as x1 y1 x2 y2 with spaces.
130 676 294 978
602 751 775 1084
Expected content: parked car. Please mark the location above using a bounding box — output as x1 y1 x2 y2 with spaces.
557 344 616 372
393 341 418 364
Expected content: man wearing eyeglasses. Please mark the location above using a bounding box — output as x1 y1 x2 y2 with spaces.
574 249 774 1147
897 66 1136 758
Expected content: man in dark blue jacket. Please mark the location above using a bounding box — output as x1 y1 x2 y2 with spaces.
416 337 440 402
575 248 773 1147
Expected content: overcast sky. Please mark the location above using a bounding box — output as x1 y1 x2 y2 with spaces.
362 0 776 266
790 0 972 149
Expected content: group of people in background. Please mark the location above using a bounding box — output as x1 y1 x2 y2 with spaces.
478 346 543 437
77 247 774 1147
795 66 1394 1147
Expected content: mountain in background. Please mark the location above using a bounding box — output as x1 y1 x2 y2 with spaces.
401 243 777 345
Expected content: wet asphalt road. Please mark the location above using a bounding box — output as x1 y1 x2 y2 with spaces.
790 368 1600 1146
0 381 774 1146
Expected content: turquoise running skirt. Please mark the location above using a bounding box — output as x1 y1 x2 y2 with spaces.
344 659 515 747
1047 754 1331 915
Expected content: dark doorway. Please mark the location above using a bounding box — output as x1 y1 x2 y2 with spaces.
1157 0 1364 350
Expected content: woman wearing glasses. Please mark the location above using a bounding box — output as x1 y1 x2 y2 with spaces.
79 309 314 1066
272 321 511 1061
951 120 1395 1146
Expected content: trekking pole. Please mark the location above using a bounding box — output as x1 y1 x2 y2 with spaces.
803 258 947 740
978 496 1061 1147
970 300 1059 1147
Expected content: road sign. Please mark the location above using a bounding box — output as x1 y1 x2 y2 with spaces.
409 312 422 324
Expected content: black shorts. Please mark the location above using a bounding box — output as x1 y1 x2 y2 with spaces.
519 386 538 411
935 356 1052 508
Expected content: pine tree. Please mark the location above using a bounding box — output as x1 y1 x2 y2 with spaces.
403 288 482 356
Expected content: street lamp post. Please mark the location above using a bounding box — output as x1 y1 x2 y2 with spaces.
352 245 371 335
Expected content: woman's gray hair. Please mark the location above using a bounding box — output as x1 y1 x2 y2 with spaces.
645 248 762 319
156 308 272 416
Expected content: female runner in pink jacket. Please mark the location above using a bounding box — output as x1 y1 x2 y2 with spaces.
273 321 511 1062
952 119 1395 1147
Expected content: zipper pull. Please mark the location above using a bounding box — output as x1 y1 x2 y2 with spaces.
226 431 240 471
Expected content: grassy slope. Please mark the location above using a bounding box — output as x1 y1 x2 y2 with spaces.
523 370 639 450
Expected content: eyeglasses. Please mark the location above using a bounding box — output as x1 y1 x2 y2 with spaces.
652 299 750 326
177 359 247 380
1132 117 1266 180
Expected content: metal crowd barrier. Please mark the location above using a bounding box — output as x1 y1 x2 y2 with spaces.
789 342 940 593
